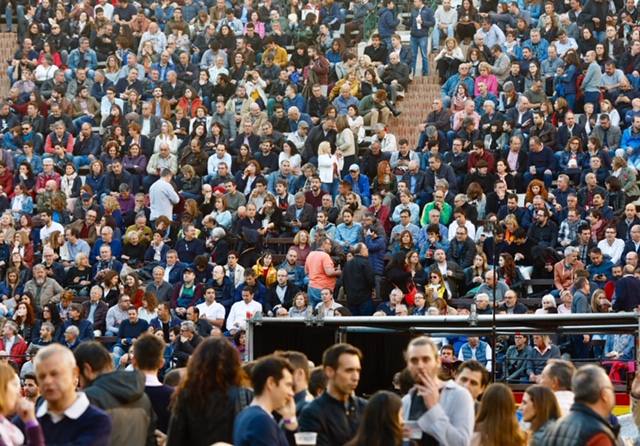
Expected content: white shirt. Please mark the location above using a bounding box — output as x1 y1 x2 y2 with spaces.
36 392 90 423
197 300 226 323
314 300 343 317
149 178 180 221
447 220 476 241
40 221 65 242
226 299 262 331
555 390 575 416
597 238 625 264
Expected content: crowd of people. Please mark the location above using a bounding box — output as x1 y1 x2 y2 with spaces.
0 0 638 442
0 336 636 446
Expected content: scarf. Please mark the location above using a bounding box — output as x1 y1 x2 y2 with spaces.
0 416 24 446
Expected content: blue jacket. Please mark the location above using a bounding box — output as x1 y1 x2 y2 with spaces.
344 174 371 205
378 7 400 38
288 114 313 133
151 62 177 82
335 223 363 252
85 174 105 198
365 233 387 275
58 319 94 343
283 95 307 114
233 281 268 306
159 261 187 284
621 127 640 154
557 151 587 171
459 341 490 368
91 239 123 263
320 3 343 27
67 48 98 70
522 38 549 62
441 74 475 99
410 6 435 38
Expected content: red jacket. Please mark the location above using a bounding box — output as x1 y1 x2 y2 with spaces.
0 171 13 197
0 335 28 368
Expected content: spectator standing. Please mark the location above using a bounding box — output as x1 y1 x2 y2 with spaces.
168 337 253 446
32 345 112 445
341 243 375 315
409 0 434 78
74 342 156 446
233 355 297 446
299 344 367 446
539 359 577 416
132 334 173 434
401 336 474 445
542 365 619 445
304 237 341 307
471 383 527 446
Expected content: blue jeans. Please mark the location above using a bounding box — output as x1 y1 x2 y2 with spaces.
321 180 339 199
523 171 553 188
73 155 94 169
348 300 374 316
431 25 454 50
6 4 23 33
410 35 429 76
584 91 600 112
308 287 322 308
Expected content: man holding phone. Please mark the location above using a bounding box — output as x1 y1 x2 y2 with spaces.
401 336 474 445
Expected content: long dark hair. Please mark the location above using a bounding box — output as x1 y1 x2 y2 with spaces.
172 337 248 410
525 385 561 432
346 391 403 446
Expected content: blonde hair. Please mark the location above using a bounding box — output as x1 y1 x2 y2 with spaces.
103 196 121 213
0 362 16 414
318 141 331 156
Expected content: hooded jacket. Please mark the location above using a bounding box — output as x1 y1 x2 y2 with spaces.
84 370 156 446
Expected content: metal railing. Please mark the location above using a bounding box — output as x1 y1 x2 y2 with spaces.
247 313 640 394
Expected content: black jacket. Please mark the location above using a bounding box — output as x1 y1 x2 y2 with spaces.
342 255 375 306
541 403 618 446
266 282 300 311
167 386 253 446
299 392 367 446
84 370 156 446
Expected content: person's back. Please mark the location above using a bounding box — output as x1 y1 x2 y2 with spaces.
169 385 253 445
305 249 335 289
541 365 618 446
74 341 155 446
234 405 289 446
84 370 156 446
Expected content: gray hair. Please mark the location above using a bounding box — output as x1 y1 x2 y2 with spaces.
75 252 88 264
474 293 490 302
65 325 80 336
572 364 610 404
34 344 76 369
181 320 196 333
153 266 165 275
564 246 579 257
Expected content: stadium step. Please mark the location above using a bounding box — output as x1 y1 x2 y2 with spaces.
0 31 17 98
386 55 440 149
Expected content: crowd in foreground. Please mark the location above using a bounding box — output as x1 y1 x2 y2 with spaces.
0 337 636 446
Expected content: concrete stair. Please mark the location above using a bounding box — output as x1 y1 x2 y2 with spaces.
387 56 441 149
0 32 16 98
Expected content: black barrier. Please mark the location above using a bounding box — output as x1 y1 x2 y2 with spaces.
248 314 640 396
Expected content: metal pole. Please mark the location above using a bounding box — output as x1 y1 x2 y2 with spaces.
492 230 497 380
